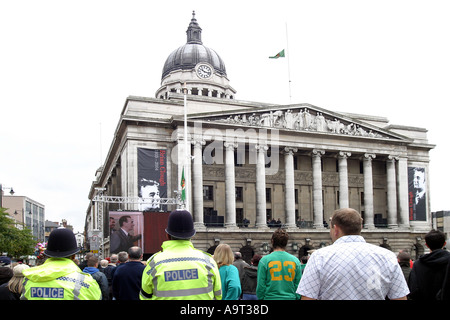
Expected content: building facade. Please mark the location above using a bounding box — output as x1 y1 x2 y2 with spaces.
2 195 45 242
432 210 450 245
44 219 74 243
86 12 434 260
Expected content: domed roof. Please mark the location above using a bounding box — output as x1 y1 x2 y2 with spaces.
161 12 227 79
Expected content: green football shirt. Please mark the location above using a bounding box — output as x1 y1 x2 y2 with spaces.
256 250 302 300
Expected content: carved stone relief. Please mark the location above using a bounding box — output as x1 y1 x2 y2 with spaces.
206 107 389 139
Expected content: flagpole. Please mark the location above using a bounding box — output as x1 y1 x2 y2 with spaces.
183 83 190 212
285 22 292 103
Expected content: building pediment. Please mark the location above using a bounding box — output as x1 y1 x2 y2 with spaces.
189 103 407 141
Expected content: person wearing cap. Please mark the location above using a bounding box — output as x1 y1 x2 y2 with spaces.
140 209 222 300
0 257 13 286
21 227 102 300
0 264 30 300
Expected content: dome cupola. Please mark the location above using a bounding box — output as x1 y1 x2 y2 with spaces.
156 11 236 100
186 10 202 45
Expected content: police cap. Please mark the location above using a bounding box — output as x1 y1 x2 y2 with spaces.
45 227 80 258
165 209 196 239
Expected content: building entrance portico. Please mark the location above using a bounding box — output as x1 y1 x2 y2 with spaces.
185 104 413 233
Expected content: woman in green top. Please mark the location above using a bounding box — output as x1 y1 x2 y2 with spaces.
256 228 302 300
214 244 242 300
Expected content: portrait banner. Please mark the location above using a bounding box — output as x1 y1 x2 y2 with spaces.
408 167 427 221
138 148 167 211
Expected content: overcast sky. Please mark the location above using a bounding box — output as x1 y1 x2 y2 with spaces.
1 0 449 232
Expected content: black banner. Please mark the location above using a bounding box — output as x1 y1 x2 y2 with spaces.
138 148 167 211
408 167 426 221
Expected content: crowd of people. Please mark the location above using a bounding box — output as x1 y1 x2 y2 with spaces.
0 208 449 301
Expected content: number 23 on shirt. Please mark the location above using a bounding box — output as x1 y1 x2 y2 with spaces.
268 260 296 281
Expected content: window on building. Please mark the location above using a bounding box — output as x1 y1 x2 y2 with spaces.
266 209 272 221
266 188 271 202
236 208 244 226
234 151 244 167
236 187 243 202
203 185 214 201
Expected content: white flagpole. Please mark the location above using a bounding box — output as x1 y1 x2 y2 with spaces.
183 83 190 212
285 22 292 103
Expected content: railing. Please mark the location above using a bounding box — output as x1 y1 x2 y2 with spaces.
92 195 178 205
203 220 318 229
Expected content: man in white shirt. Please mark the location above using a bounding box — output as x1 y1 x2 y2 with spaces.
297 208 409 300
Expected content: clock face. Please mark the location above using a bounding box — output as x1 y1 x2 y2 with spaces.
196 64 212 79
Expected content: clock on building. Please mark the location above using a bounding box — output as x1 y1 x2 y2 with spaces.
196 63 213 79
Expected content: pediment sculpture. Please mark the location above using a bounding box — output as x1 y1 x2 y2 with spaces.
207 107 392 139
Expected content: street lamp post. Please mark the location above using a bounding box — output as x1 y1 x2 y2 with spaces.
0 184 15 208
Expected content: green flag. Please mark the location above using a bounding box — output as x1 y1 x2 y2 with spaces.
269 49 285 59
180 167 186 201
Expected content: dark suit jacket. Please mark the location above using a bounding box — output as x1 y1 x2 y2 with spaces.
112 261 146 300
110 228 140 254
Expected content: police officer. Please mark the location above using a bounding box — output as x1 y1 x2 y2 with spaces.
140 209 222 300
21 227 101 300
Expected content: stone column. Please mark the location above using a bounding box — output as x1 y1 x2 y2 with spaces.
312 149 325 229
363 153 376 229
338 151 351 208
397 157 410 228
224 141 238 229
284 147 298 228
256 144 269 229
386 155 398 228
192 139 206 230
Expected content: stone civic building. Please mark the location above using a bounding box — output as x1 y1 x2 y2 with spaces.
86 12 434 261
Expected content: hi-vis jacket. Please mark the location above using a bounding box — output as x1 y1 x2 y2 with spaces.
140 240 222 300
21 258 101 300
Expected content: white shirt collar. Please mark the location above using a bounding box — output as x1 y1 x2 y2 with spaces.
333 235 365 244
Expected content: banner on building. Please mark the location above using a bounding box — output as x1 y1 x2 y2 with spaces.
138 148 167 211
408 167 427 221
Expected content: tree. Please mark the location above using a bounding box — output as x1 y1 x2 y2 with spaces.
0 207 35 258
